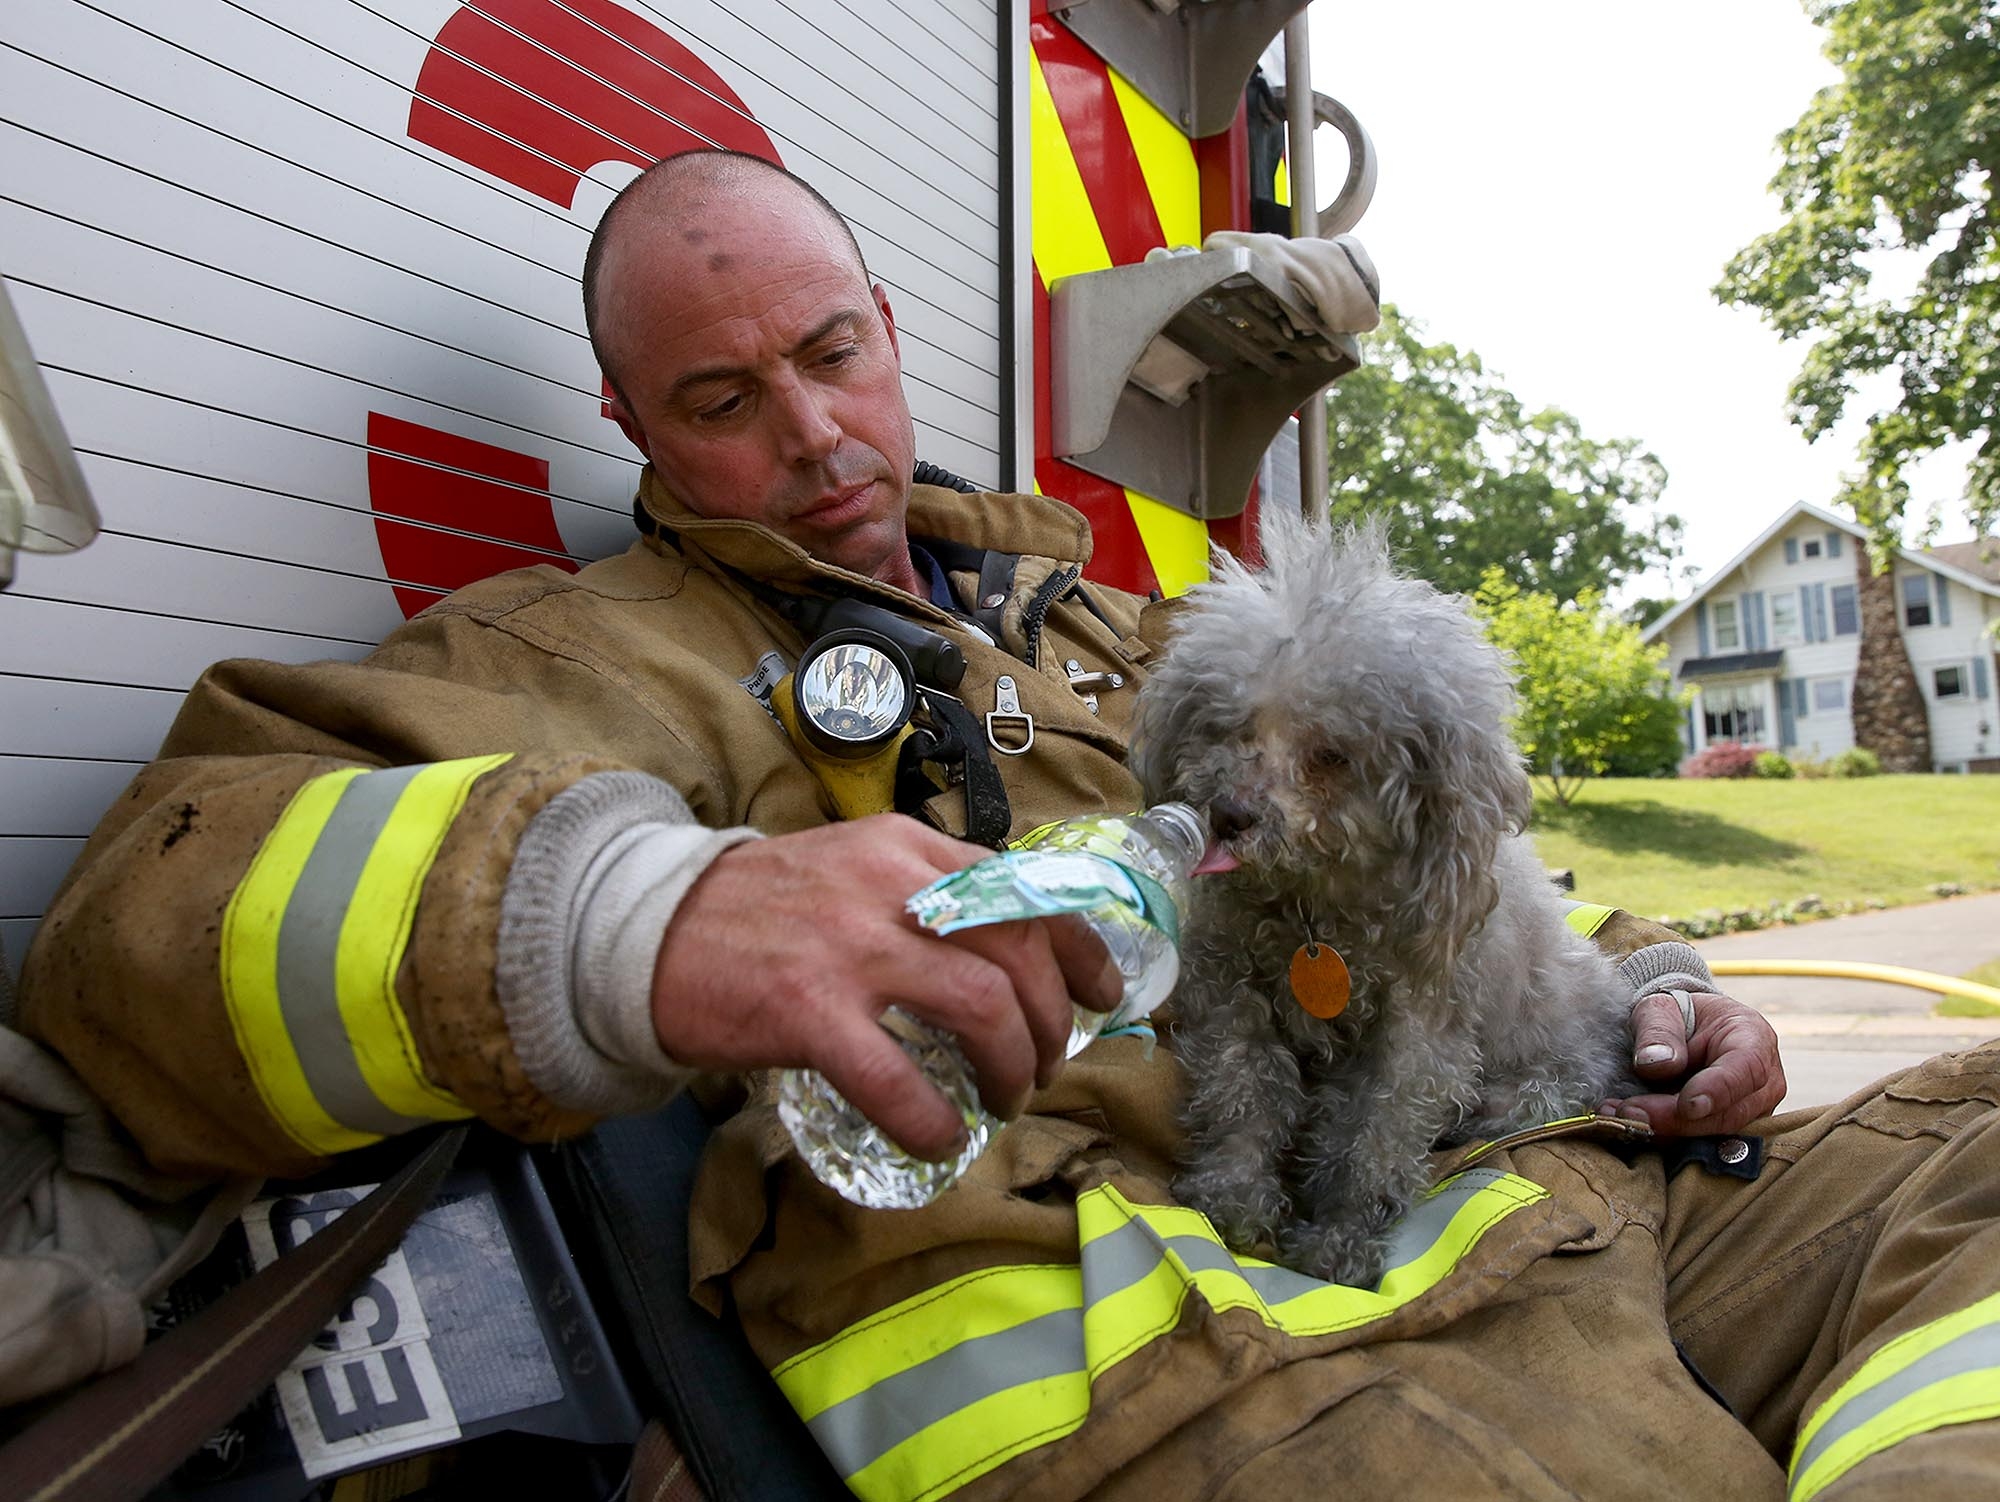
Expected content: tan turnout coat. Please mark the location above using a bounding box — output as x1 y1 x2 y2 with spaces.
20 475 2000 1498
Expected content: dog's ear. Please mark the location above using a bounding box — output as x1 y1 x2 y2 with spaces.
1389 722 1531 992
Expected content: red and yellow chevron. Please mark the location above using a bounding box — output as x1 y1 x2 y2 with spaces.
1029 10 1258 596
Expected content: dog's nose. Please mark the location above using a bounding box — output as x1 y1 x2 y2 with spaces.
1209 795 1257 842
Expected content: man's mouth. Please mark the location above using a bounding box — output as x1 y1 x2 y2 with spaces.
794 481 878 527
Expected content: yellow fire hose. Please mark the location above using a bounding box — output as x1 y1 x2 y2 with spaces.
1707 959 2000 1013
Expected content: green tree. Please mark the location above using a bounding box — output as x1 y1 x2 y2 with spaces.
1716 0 1999 545
1323 306 1683 599
1474 570 1687 806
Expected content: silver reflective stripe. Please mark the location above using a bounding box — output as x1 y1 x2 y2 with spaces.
274 763 433 1138
1792 1319 2000 1486
804 1306 1084 1478
1080 1167 1509 1310
1375 1168 1508 1274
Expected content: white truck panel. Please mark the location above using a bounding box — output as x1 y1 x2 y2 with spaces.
1 0 1006 963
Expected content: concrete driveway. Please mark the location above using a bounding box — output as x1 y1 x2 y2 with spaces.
1693 891 2000 1110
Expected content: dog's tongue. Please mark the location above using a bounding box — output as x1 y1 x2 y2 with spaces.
1192 842 1241 876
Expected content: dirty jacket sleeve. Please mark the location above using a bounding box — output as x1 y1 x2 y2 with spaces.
19 634 749 1181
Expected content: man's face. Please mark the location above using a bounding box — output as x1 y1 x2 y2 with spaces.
600 189 919 586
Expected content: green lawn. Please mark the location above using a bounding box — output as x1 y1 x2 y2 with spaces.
1526 775 2000 923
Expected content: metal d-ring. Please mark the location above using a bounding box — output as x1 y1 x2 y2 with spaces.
986 674 1035 756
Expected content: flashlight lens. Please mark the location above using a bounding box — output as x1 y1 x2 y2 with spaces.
800 642 908 743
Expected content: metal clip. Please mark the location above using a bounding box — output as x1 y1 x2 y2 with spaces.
1064 658 1126 716
986 675 1035 755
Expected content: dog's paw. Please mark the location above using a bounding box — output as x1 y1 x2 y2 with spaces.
1279 1219 1395 1289
1175 1167 1290 1258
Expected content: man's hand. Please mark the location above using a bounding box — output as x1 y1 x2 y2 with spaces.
1602 989 1787 1136
649 814 1121 1160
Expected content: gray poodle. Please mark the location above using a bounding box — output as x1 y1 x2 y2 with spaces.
1130 514 1643 1286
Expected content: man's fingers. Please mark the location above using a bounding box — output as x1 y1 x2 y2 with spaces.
1673 1031 1787 1135
1630 991 1692 1078
812 1011 972 1162
1044 912 1122 1016
1604 996 1788 1137
938 921 1077 1093
876 937 1041 1119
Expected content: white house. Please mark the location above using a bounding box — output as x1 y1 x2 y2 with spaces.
1643 501 2000 772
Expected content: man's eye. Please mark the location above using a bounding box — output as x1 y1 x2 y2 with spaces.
819 345 859 367
696 396 744 422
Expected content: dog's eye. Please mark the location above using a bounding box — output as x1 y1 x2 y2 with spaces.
1310 747 1349 774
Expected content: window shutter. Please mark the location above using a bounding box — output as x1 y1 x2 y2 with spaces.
1785 538 1799 564
1697 600 1710 656
1748 592 1767 650
1936 576 1952 626
1826 531 1843 558
1779 681 1797 748
1812 582 1830 640
1976 656 1992 701
1795 678 1810 717
1800 587 1815 642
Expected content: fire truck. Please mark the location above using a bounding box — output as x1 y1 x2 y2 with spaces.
0 1 1372 1492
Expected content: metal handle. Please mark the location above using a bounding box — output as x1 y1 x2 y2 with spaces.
1271 86 1379 238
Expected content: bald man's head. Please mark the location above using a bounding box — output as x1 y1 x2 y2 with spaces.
583 150 868 401
582 149 920 593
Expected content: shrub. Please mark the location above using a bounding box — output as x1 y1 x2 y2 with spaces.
1680 743 1762 779
1753 751 1796 779
1790 753 1831 779
1830 747 1884 778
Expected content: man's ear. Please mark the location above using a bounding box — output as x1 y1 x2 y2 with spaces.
872 283 902 365
604 383 653 461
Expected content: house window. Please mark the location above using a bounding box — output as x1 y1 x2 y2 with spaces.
1812 678 1846 712
1831 584 1859 636
1712 599 1741 651
1903 575 1933 627
1770 592 1801 644
1703 683 1766 744
1804 538 1823 559
1935 665 1965 699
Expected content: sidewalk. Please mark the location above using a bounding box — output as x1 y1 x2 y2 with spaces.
1692 891 2000 1110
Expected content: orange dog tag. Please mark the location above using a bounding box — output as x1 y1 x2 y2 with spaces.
1289 943 1351 1019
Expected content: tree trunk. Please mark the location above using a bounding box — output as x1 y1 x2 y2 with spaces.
1848 547 1932 772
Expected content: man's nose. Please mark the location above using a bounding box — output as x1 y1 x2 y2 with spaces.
772 372 842 464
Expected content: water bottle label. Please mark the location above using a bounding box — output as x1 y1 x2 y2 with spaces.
906 849 1178 943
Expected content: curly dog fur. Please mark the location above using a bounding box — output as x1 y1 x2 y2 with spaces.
1130 514 1642 1286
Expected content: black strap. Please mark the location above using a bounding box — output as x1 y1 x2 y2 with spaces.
899 692 1010 848
0 1125 466 1502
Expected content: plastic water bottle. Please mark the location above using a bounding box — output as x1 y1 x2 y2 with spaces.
777 802 1207 1210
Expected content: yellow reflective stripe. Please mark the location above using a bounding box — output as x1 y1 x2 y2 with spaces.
774 1262 1080 1418
774 1171 1549 1501
1562 900 1616 938
1125 488 1210 598
335 755 507 1120
1106 67 1200 249
220 766 374 1155
1790 1290 2000 1500
846 1366 1090 1502
219 755 508 1155
1028 48 1112 282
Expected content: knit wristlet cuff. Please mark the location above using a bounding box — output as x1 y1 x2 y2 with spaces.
497 771 755 1116
1615 941 1716 1001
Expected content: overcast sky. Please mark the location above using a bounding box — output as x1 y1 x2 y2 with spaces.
1304 0 1980 596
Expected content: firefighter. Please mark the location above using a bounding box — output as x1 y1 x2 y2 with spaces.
19 151 1997 1499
